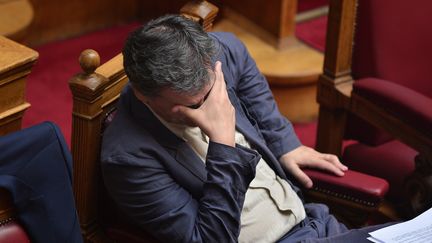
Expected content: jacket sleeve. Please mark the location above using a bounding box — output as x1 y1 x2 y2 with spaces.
102 142 260 243
211 32 302 159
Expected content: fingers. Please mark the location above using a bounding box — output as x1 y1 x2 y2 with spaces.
308 157 345 176
210 61 226 96
303 152 347 177
172 105 197 119
173 61 235 146
321 153 348 171
214 61 222 76
280 146 348 187
285 161 313 188
214 61 223 82
172 61 225 122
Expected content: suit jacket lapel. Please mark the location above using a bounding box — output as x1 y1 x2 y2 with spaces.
227 87 266 149
127 87 207 182
227 88 289 181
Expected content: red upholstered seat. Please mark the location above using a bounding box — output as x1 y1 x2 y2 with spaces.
0 188 29 243
0 221 30 243
342 0 432 154
353 78 432 139
343 0 431 146
349 0 432 142
345 0 432 204
343 140 416 201
316 0 432 219
351 1 432 97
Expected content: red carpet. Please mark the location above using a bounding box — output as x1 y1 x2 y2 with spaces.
296 16 327 52
296 0 328 52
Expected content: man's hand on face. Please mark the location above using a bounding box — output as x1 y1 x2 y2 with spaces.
279 146 348 188
173 61 236 147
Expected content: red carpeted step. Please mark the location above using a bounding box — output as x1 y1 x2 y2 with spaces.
298 0 328 13
296 15 327 52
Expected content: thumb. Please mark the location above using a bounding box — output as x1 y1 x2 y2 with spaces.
172 105 199 121
172 105 191 115
297 172 313 189
289 165 313 188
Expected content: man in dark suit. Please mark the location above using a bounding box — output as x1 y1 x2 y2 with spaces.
0 122 83 243
101 14 387 242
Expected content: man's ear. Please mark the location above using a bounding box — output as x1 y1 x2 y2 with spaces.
131 86 149 103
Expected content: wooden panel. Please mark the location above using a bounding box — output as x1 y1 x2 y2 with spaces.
138 0 191 20
222 0 296 40
213 14 323 122
270 83 319 122
0 36 38 135
0 0 34 41
24 0 140 46
315 0 356 154
22 0 299 47
322 0 357 80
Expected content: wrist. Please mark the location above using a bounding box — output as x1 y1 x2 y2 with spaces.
209 137 235 147
209 132 235 147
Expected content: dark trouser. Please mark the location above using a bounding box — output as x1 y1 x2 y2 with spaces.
277 203 394 243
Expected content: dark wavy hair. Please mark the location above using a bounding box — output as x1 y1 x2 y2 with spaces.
123 14 218 96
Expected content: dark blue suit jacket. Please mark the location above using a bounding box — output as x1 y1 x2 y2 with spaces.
101 32 303 243
0 122 83 243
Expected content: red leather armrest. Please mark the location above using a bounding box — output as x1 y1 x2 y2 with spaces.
353 78 432 137
304 169 389 205
0 221 30 243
